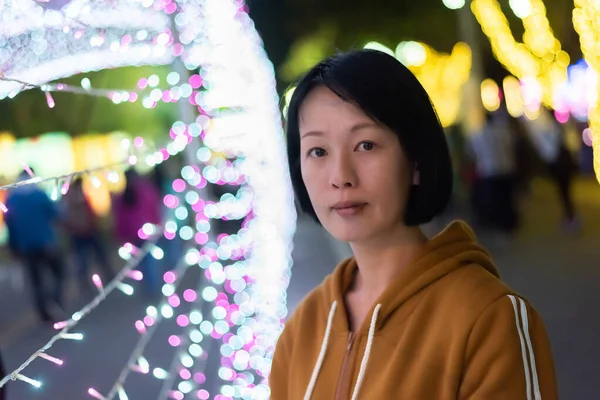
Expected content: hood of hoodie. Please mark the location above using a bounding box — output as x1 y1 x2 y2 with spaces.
322 220 497 334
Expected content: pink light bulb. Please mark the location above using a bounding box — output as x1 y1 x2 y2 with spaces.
179 369 191 380
163 271 176 284
172 179 186 193
176 315 189 327
129 270 144 281
194 373 206 384
171 391 184 400
88 388 104 399
53 320 68 330
143 316 155 326
45 91 55 108
135 320 146 334
168 295 181 308
92 274 103 290
183 289 197 302
133 137 144 148
168 335 181 347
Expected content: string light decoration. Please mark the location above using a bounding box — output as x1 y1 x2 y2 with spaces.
0 232 164 390
573 0 600 184
0 160 132 192
363 41 472 128
0 0 296 398
470 0 570 109
0 71 206 110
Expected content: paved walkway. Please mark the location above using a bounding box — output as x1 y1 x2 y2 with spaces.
1 177 599 399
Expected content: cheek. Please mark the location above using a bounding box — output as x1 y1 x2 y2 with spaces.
300 162 324 202
365 159 411 211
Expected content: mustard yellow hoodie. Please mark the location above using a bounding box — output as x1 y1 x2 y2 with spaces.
270 221 557 399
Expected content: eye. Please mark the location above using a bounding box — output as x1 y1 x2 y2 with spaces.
308 147 326 158
357 141 375 151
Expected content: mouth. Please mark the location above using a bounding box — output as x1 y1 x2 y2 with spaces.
331 202 367 216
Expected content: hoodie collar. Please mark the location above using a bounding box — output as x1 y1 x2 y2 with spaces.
325 221 497 334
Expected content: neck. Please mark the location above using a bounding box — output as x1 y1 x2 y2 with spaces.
348 225 428 301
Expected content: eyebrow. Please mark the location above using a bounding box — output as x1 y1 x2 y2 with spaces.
300 122 379 139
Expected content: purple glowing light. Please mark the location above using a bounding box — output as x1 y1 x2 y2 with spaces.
162 90 173 102
168 295 181 308
133 137 144 148
194 373 206 384
179 368 191 380
137 78 148 89
168 335 181 347
143 316 155 326
172 179 186 193
189 75 203 89
135 320 146 334
197 390 209 400
183 289 197 302
138 228 149 240
53 320 68 330
121 34 132 46
163 271 177 284
176 315 189 327
164 194 179 208
129 270 144 281
172 391 184 400
195 232 209 245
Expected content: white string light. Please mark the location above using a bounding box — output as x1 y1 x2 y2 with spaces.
101 255 191 400
0 160 131 192
0 232 164 389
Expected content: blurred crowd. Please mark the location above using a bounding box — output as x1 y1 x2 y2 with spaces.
1 163 180 325
448 102 584 242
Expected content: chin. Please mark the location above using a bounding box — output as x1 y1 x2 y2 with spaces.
322 221 377 244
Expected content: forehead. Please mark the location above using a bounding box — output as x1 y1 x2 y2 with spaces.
298 86 373 129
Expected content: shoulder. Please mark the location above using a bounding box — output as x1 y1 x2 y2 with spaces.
437 263 520 321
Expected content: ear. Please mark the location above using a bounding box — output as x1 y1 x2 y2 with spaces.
412 163 420 185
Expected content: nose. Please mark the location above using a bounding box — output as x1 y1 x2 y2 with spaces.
329 152 358 189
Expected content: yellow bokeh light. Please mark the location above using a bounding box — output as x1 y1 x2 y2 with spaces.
481 79 501 112
503 75 525 118
573 0 600 184
471 0 568 108
393 41 473 128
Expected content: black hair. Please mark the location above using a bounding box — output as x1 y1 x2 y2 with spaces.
285 49 453 226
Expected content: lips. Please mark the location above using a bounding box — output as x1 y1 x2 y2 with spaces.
331 201 366 210
331 201 367 216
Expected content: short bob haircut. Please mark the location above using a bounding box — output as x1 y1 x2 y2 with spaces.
286 49 453 226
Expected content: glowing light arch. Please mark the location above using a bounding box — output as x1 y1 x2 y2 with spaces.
0 0 296 398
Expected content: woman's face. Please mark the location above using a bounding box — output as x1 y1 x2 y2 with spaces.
299 86 416 244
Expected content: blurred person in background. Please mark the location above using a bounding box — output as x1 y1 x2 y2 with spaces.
113 168 161 296
468 103 520 240
522 108 581 233
61 176 114 293
151 160 185 271
271 50 557 399
4 170 66 323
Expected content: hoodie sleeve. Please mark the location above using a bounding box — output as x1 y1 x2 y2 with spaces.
459 295 558 400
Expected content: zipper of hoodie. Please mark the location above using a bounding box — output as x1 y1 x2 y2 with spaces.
334 332 355 400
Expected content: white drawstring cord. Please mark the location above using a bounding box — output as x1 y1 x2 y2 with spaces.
303 301 338 400
350 303 382 400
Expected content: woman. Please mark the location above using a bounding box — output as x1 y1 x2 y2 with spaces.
271 50 557 399
62 177 114 290
113 169 162 296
